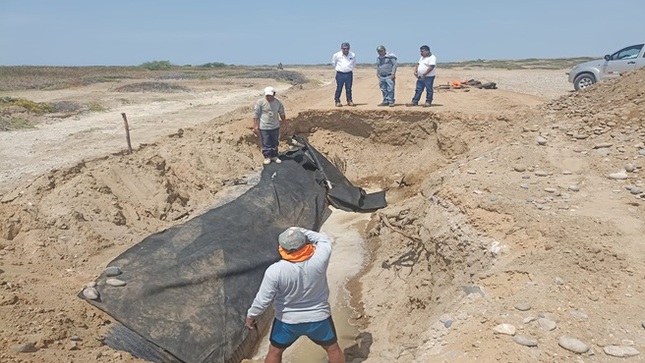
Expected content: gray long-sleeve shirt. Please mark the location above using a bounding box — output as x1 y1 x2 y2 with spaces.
247 228 332 324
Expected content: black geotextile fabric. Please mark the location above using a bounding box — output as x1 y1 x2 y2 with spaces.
292 135 387 213
80 140 386 363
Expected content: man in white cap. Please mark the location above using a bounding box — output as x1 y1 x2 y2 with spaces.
253 86 286 165
246 227 345 363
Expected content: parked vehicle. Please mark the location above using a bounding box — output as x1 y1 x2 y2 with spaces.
567 44 645 91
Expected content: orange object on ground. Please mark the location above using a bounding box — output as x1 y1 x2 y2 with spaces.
451 80 462 88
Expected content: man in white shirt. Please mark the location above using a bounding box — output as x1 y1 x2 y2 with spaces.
331 42 356 107
406 45 437 107
246 227 345 363
253 86 286 165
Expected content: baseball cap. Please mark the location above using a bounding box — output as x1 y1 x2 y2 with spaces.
420 45 430 51
264 86 275 96
278 227 307 252
376 45 386 51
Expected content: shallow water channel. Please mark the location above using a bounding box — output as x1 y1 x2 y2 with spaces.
252 208 370 362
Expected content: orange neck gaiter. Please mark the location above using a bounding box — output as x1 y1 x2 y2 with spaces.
279 244 315 262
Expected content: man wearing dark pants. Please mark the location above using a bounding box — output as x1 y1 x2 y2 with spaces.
246 227 345 363
407 45 437 107
253 86 286 165
331 42 356 107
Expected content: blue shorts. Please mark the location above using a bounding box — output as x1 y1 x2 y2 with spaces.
269 317 338 348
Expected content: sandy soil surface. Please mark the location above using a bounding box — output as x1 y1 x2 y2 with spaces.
2 64 645 363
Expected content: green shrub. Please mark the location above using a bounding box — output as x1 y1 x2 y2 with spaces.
0 116 35 131
88 102 107 112
52 101 83 113
245 69 308 85
0 97 54 114
139 60 173 71
113 82 190 93
200 62 228 68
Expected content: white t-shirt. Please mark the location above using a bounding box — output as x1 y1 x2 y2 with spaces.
417 54 437 77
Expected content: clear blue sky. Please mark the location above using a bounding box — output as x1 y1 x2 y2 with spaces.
2 0 644 66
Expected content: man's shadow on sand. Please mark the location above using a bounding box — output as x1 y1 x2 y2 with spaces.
344 332 373 362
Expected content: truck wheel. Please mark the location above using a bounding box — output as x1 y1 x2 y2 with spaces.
573 73 596 91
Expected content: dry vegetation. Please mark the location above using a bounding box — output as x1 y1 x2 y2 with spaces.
0 66 307 92
0 65 309 131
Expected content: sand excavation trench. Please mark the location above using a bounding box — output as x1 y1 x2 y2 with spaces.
0 108 502 363
244 110 498 362
81 109 498 363
11 67 645 363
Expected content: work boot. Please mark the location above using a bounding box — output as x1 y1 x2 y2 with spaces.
335 101 342 107
406 102 418 107
388 103 395 107
347 101 356 107
377 102 388 107
423 103 432 108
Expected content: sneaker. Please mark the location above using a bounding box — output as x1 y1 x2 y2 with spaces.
423 103 432 108
388 103 395 107
406 102 419 107
335 102 343 107
272 157 282 164
263 158 271 165
377 102 388 107
347 101 356 107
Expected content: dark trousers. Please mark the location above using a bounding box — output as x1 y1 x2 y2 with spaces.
334 71 353 102
412 75 435 104
260 128 279 158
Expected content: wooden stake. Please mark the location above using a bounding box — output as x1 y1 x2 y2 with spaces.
121 112 133 154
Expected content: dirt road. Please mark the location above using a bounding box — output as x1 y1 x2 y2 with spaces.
0 67 569 195
2 65 645 363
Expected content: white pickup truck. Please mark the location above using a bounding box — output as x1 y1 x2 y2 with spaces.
567 44 645 91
